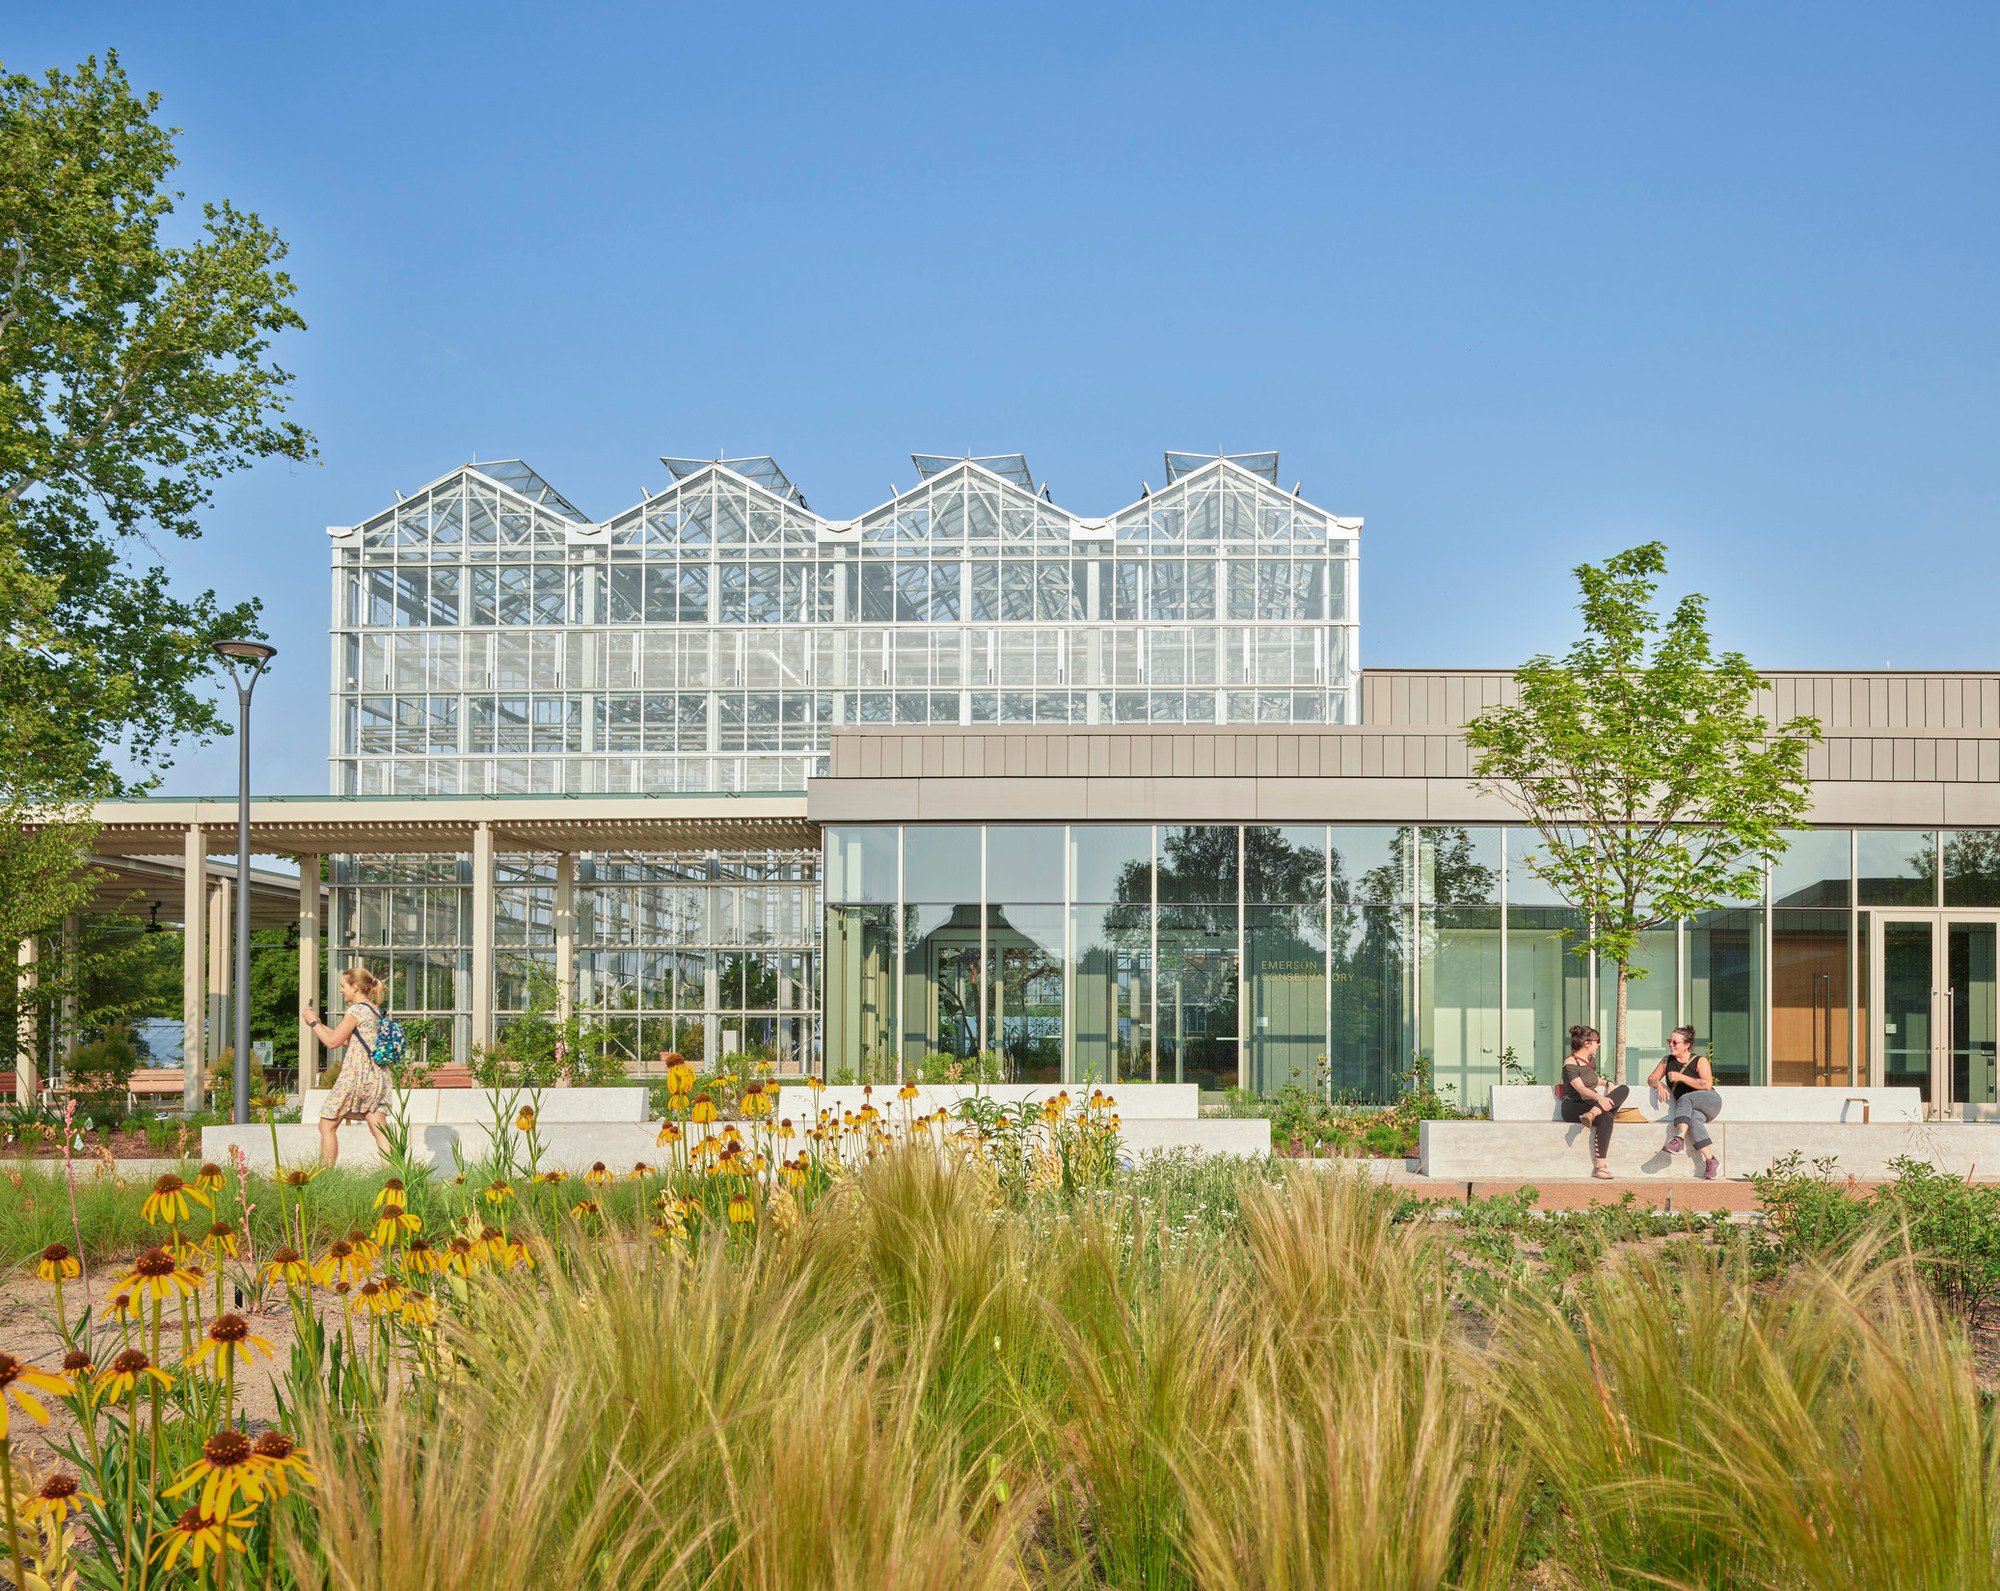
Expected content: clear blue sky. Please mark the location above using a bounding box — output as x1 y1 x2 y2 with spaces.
13 1 1999 796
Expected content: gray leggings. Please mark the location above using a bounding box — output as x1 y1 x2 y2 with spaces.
1670 1089 1722 1149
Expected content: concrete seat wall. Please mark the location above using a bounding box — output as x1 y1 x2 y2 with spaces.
1420 1118 2000 1180
300 1085 650 1125
788 1083 1200 1121
1487 1085 1921 1125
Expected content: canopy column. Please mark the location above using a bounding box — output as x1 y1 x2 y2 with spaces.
59 914 79 1069
297 854 321 1089
470 823 495 1056
14 938 38 1105
182 825 207 1111
554 851 576 1023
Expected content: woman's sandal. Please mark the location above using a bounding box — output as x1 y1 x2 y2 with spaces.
1580 1104 1605 1126
1592 1163 1615 1180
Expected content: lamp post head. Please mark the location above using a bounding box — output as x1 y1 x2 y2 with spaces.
212 639 277 666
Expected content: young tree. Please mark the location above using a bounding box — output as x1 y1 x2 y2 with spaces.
1463 543 1820 1084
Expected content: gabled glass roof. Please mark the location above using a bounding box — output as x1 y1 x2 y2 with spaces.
911 453 1035 493
660 456 806 507
1164 451 1279 486
468 460 588 522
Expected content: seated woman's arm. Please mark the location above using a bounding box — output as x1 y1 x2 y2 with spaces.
1686 1054 1714 1091
1646 1057 1670 1092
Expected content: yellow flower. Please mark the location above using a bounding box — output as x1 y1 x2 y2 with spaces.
569 1199 603 1221
163 1427 270 1516
0 1352 71 1436
99 1289 142 1325
664 1056 695 1098
35 1243 80 1283
741 1083 772 1118
151 1502 258 1573
250 1431 315 1498
355 1279 398 1317
373 1177 408 1210
656 1120 683 1146
532 1168 568 1187
22 1470 99 1526
898 1082 919 1102
121 1247 200 1303
188 1314 276 1375
141 1173 212 1226
193 1161 228 1193
584 1161 612 1185
95 1348 171 1401
808 1076 826 1093
311 1239 370 1288
402 1238 440 1275
442 1237 480 1277
373 1208 422 1247
483 1179 516 1205
627 1161 654 1180
202 1220 241 1259
515 1106 537 1132
400 1293 440 1329
689 1095 718 1124
275 1166 320 1191
260 1247 311 1287
346 1229 383 1267
727 1193 756 1226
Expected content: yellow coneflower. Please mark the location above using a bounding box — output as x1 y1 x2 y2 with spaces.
808 1075 826 1093
121 1247 200 1303
898 1081 919 1102
568 1199 603 1221
777 1118 797 1142
689 1095 718 1124
95 1348 171 1401
373 1177 408 1210
0 1353 70 1436
675 1195 702 1222
151 1502 258 1573
627 1161 653 1180
741 1082 772 1119
665 1056 695 1098
249 1431 315 1498
202 1220 241 1259
60 1348 94 1379
355 1279 395 1317
655 1120 684 1147
188 1314 276 1376
399 1292 440 1329
141 1172 211 1226
99 1289 141 1326
402 1237 440 1275
372 1207 422 1246
442 1237 479 1277
375 1272 407 1311
782 1157 808 1189
165 1229 204 1265
727 1193 756 1226
259 1247 310 1288
346 1229 383 1267
311 1239 370 1288
35 1243 80 1283
193 1162 228 1194
483 1179 515 1206
164 1427 269 1515
532 1168 569 1187
584 1161 612 1185
22 1472 99 1527
514 1106 537 1132
275 1167 319 1191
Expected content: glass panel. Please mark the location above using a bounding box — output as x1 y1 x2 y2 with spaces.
1157 903 1239 1091
1504 827 1572 908
1070 903 1151 1085
902 903 982 1070
1505 907 1590 1084
984 825 1064 903
1858 831 1937 906
1881 919 1934 1102
1771 909 1853 1086
987 905 1063 1084
1686 908 1766 1086
1244 826 1326 904
1950 921 1997 1109
1772 829 1852 908
1329 826 1412 904
902 825 981 902
1157 825 1239 902
1329 902 1412 1102
1597 930 1678 1087
1420 827 1500 905
1422 906 1502 1111
1247 902 1327 1095
1943 831 2000 907
824 904 897 1081
826 826 897 904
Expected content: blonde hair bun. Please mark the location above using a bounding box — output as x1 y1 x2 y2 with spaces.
342 965 384 1003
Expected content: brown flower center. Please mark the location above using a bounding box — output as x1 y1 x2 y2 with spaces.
152 1174 184 1195
37 1474 79 1500
209 1315 250 1344
270 1246 301 1266
61 1350 93 1373
251 1431 294 1460
109 1349 150 1375
132 1249 177 1277
41 1243 71 1263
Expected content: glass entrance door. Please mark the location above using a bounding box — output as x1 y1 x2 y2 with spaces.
1871 913 2000 1113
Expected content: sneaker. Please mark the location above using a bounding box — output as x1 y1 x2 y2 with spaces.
1662 1135 1685 1154
1700 1156 1719 1180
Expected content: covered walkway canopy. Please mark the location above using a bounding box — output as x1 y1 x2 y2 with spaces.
20 792 814 1105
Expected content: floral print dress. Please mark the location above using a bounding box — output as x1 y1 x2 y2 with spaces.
318 1001 392 1120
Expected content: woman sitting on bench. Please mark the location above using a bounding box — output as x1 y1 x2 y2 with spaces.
1648 1024 1721 1180
1559 1024 1628 1181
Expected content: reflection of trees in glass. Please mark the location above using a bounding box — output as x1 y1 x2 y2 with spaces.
1922 831 2000 905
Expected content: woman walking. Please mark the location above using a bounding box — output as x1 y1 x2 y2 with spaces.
1649 1025 1722 1180
1559 1025 1628 1180
302 965 395 1167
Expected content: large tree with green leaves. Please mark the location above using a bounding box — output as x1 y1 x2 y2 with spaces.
1463 543 1821 1084
1 49 313 1051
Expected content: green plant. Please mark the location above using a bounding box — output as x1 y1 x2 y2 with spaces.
63 1026 139 1114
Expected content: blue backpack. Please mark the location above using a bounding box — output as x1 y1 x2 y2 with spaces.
368 1006 407 1070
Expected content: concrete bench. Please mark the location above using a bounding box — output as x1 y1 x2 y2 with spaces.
301 1085 650 1125
1420 1118 2000 1181
1488 1084 1920 1124
788 1083 1200 1121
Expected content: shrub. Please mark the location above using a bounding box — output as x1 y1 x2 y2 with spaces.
65 1026 139 1113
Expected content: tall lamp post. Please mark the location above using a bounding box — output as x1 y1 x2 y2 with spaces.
213 640 277 1125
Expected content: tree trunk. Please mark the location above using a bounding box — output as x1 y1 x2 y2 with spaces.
1615 959 1631 1086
